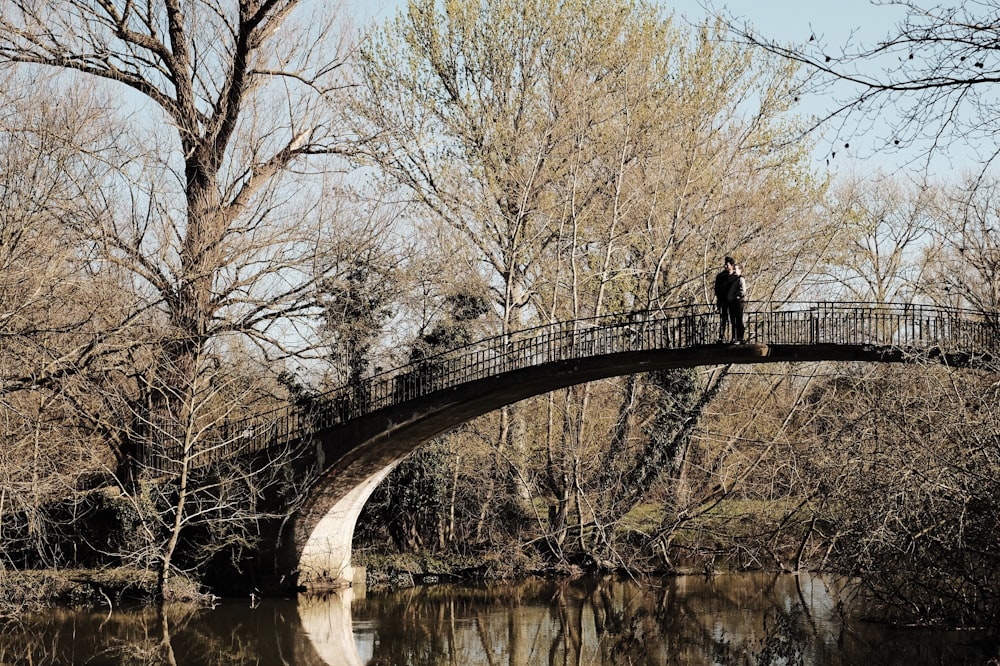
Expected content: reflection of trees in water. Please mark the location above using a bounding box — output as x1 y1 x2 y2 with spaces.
587 575 812 664
3 576 996 664
560 575 824 665
353 575 823 665
353 574 998 665
0 600 327 666
0 604 181 665
356 584 524 665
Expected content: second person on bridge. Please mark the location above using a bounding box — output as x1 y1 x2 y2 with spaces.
727 263 748 344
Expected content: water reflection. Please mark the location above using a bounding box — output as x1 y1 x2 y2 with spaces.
0 574 995 665
300 587 363 666
0 598 329 665
347 573 996 665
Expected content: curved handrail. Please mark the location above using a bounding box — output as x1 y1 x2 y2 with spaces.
138 301 999 471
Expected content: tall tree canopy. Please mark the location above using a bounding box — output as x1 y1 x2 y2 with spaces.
0 0 374 597
353 0 829 323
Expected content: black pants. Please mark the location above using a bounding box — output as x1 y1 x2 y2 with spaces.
717 303 730 340
728 301 745 342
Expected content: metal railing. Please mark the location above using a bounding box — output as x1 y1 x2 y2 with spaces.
137 301 998 472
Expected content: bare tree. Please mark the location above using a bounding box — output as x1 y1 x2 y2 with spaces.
921 178 1000 315
818 174 938 303
777 361 1000 627
114 347 315 599
0 2 394 599
0 75 143 573
0 75 135 395
726 1 1000 173
0 0 360 478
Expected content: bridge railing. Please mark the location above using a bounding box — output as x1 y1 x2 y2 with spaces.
136 301 997 473
751 302 996 349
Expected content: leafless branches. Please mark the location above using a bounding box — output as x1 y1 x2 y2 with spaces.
724 1 1000 171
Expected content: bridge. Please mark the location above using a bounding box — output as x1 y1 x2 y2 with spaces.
139 301 998 590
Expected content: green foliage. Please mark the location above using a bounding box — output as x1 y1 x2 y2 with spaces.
77 487 156 565
357 446 453 553
615 368 702 498
318 252 398 386
410 292 489 361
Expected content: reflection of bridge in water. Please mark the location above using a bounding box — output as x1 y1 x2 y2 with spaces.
140 301 999 589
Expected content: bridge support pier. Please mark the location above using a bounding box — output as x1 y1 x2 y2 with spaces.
295 464 397 590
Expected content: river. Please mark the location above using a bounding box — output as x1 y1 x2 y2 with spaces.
0 573 995 664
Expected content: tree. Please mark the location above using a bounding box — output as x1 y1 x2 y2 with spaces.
778 361 1000 627
921 178 1000 316
0 75 133 395
316 203 406 390
0 75 141 572
0 1 373 596
0 0 358 477
818 174 938 303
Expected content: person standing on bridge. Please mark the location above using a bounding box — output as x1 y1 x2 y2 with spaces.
714 256 736 343
727 263 748 343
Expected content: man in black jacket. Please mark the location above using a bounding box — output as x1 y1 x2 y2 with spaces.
713 256 736 342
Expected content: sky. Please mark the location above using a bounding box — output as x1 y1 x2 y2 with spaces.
341 0 971 178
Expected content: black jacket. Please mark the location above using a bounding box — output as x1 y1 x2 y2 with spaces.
714 270 734 304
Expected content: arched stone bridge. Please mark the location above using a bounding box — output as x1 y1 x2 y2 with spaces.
143 301 999 590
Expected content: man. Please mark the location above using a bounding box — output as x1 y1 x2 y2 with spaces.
713 256 736 342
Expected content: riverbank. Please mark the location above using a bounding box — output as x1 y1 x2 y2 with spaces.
0 568 209 616
0 546 740 615
0 555 635 614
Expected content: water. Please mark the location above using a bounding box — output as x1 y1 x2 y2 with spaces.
1 573 995 665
